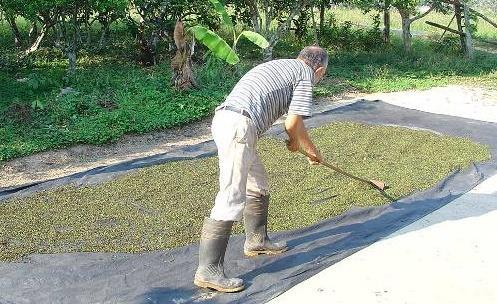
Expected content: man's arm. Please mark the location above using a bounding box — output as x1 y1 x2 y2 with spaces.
284 114 323 164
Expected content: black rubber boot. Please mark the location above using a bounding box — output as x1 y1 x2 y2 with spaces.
243 194 288 257
194 217 244 293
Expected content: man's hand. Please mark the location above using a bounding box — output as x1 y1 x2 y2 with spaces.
285 114 324 165
305 148 323 165
286 139 299 152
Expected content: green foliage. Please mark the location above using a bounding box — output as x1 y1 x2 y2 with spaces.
31 99 46 110
24 73 60 95
0 122 490 261
129 0 218 64
190 0 269 65
209 0 234 29
0 60 245 161
0 0 132 73
0 0 50 21
325 38 497 93
189 25 240 65
319 14 383 51
1 5 497 162
240 31 270 49
353 0 443 13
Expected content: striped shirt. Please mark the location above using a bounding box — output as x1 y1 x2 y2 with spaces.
218 59 315 136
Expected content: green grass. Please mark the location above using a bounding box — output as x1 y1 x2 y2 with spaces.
0 121 490 261
310 37 497 97
0 17 247 162
0 56 244 162
332 6 497 41
1 9 496 162
325 40 497 93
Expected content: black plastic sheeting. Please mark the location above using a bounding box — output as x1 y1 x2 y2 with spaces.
1 101 496 304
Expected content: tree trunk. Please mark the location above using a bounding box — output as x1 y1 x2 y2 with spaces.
28 22 38 44
247 0 261 33
137 21 155 66
250 0 306 60
454 0 466 53
25 22 50 55
383 8 390 44
262 43 274 61
55 20 65 48
171 20 196 91
6 14 22 47
264 2 305 60
67 49 77 73
294 11 308 42
150 31 159 65
463 3 474 59
311 7 319 45
67 8 79 74
319 0 325 34
86 20 92 46
399 10 412 53
264 4 271 37
98 20 110 50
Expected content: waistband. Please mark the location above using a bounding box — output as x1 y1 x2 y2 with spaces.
216 105 251 119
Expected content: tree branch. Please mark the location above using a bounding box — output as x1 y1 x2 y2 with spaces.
470 8 497 30
272 0 306 43
410 6 434 22
245 0 260 32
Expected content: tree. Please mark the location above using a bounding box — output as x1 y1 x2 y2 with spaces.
128 0 217 66
0 1 23 47
314 0 347 39
467 0 497 33
49 0 128 73
93 0 128 50
171 20 196 90
238 0 309 60
1 0 128 74
189 0 269 66
0 0 60 53
394 0 435 53
355 0 447 53
383 0 392 43
350 0 392 43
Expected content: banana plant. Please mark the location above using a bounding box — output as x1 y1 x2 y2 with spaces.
189 0 269 65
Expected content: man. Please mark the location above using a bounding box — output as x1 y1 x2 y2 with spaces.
194 46 328 293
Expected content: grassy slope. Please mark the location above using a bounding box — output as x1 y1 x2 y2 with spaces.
0 122 490 261
322 42 497 94
0 53 242 161
332 6 497 41
317 6 497 94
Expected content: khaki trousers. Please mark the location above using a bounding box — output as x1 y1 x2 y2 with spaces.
209 110 270 221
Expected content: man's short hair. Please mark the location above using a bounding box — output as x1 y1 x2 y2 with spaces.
297 46 328 71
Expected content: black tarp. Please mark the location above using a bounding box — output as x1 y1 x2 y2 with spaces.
1 101 496 304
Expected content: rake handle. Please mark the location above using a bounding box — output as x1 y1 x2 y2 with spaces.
297 148 377 188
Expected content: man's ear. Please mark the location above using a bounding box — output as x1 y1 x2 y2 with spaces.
314 66 326 81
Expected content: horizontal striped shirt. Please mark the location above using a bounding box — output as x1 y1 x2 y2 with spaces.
218 59 315 136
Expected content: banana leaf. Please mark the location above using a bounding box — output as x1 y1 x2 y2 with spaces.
208 0 233 29
240 31 270 49
189 26 239 65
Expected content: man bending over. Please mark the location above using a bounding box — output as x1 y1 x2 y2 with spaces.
194 46 328 292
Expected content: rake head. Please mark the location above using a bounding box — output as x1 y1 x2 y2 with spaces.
369 179 388 191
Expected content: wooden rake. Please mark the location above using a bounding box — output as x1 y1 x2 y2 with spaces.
295 145 388 192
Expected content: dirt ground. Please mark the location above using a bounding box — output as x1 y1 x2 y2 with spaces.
1 85 496 189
